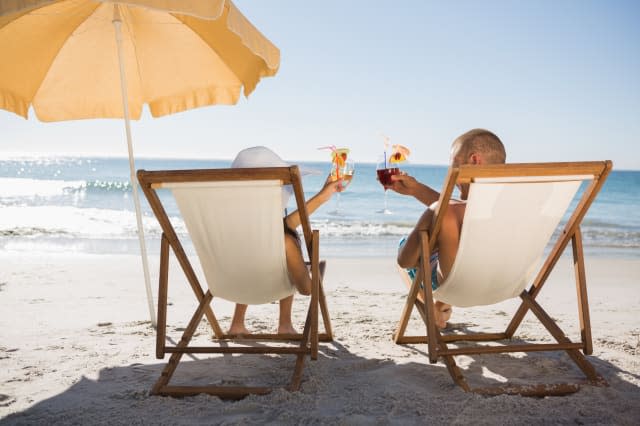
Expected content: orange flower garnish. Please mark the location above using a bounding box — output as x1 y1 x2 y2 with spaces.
389 144 410 163
332 148 349 167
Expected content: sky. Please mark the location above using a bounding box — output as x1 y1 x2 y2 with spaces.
1 0 639 169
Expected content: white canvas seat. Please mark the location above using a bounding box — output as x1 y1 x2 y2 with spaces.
394 161 612 396
168 180 295 305
137 166 333 399
434 175 586 307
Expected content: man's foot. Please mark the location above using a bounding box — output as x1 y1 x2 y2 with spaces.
434 301 452 329
278 324 298 335
227 325 250 336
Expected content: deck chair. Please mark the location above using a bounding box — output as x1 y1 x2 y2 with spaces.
394 161 612 397
137 166 333 399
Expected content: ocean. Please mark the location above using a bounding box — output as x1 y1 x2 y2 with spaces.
1 156 638 259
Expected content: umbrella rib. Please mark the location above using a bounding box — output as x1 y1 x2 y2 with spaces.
117 7 146 108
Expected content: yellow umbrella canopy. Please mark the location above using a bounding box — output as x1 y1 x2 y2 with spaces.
0 0 280 121
0 0 280 325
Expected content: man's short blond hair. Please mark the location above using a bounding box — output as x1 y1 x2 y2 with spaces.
453 129 506 164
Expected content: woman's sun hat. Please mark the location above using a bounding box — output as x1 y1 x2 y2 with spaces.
231 146 302 212
231 146 290 169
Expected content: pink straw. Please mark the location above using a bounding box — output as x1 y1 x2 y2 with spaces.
318 145 341 179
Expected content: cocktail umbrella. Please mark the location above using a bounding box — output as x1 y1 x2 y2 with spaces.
0 0 280 324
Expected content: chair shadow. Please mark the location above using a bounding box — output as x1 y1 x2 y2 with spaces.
2 326 639 425
0 338 365 425
396 321 640 392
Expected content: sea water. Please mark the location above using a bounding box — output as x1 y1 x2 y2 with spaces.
1 156 638 258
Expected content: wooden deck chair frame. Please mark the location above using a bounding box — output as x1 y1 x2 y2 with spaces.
137 166 333 399
393 161 612 397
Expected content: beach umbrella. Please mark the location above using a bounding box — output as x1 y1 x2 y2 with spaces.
0 0 280 325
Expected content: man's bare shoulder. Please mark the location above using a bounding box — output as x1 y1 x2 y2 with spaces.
426 200 466 222
448 201 466 224
427 198 466 209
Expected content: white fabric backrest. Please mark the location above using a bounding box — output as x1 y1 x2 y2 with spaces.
433 176 589 307
168 180 294 305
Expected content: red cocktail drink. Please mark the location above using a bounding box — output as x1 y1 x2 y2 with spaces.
376 167 400 187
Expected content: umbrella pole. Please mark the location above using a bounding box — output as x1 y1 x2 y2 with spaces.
112 5 157 326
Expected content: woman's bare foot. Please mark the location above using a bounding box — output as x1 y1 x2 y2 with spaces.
278 324 298 335
227 325 250 336
434 301 452 329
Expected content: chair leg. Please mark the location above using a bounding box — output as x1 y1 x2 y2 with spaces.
422 286 439 364
289 307 313 391
290 236 321 389
417 231 440 364
438 338 471 392
304 259 333 342
572 228 593 355
393 270 421 343
310 231 320 359
152 291 213 395
156 234 170 359
318 261 334 341
520 292 605 385
471 383 581 397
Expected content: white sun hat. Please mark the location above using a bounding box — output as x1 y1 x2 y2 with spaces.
231 146 290 169
231 146 302 212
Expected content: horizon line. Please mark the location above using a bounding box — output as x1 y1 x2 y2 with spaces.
1 151 636 171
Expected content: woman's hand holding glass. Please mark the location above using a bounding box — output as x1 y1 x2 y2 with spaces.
328 158 355 214
336 158 355 190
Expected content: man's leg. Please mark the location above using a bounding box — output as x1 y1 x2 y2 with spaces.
432 205 463 328
398 205 460 329
434 301 452 329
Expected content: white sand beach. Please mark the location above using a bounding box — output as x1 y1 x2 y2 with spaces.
1 252 639 425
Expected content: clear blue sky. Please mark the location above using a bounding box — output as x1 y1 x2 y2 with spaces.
2 0 639 169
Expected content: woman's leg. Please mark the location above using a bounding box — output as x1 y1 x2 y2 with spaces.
278 295 297 334
228 304 250 335
278 234 313 333
284 234 312 295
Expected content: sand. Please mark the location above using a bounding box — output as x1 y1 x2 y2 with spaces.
1 252 639 425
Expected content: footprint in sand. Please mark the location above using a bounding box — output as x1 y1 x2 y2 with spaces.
0 394 16 407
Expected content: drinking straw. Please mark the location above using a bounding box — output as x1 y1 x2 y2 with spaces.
381 134 390 169
318 145 340 179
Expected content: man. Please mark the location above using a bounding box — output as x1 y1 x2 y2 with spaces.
387 129 506 328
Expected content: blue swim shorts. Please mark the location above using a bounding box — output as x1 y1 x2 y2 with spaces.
398 236 439 291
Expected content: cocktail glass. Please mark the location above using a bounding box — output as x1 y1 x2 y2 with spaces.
376 158 400 214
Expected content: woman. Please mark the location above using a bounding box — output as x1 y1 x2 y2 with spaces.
227 146 343 335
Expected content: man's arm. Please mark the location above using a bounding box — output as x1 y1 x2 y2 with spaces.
386 174 440 206
397 207 434 269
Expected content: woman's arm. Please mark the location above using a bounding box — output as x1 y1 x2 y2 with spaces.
285 175 343 229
